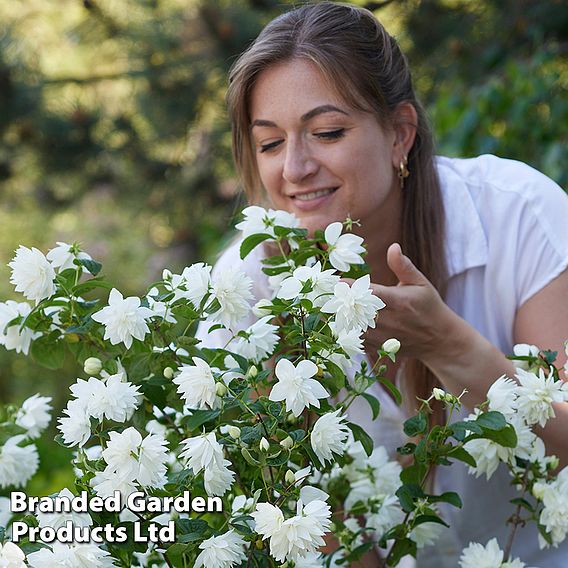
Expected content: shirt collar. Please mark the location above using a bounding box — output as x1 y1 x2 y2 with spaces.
437 157 488 278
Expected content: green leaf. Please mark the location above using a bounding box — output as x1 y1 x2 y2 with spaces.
510 497 535 512
403 412 428 437
240 424 263 445
31 336 66 369
475 411 507 430
429 491 462 509
77 258 102 276
72 277 114 295
386 538 417 566
395 483 424 513
361 392 381 420
413 514 449 527
480 424 518 448
182 410 220 431
240 233 273 259
176 518 208 542
325 361 346 395
348 422 374 456
400 463 427 486
377 377 402 405
453 419 482 436
447 446 477 468
241 447 261 466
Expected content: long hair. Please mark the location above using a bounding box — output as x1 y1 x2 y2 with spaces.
226 2 448 423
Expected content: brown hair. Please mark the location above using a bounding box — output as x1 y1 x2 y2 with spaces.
227 2 448 422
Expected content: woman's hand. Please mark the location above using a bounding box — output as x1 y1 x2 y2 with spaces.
363 243 457 362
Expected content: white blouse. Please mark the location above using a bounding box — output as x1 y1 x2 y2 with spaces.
197 155 568 566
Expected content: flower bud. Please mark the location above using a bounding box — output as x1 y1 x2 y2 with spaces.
228 426 241 440
532 482 547 500
162 269 173 281
280 436 294 450
285 469 296 485
252 299 273 318
163 366 174 379
382 338 401 355
84 357 103 376
260 437 270 452
216 382 228 397
547 456 560 471
432 387 447 401
246 365 258 379
286 414 297 424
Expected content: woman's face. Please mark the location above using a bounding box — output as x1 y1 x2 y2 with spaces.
249 58 401 235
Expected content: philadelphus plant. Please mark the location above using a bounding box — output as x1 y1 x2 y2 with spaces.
0 219 567 567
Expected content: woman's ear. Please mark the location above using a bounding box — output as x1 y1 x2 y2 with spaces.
391 102 418 166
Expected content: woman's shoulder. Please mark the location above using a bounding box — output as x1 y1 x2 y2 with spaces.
435 154 567 212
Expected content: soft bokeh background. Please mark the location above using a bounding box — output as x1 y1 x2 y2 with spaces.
1 0 566 493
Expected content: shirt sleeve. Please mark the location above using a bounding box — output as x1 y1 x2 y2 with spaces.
512 167 568 306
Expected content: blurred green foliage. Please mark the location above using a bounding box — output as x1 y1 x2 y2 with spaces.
0 0 566 492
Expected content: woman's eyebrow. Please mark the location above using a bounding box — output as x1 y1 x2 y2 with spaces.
251 104 349 129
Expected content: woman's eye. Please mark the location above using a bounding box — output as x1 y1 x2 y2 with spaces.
259 140 283 153
315 128 345 140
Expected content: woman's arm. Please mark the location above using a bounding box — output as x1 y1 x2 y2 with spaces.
367 244 568 465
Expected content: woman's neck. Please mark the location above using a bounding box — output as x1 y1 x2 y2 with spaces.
356 187 403 287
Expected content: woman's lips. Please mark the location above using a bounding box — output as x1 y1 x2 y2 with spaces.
289 187 338 211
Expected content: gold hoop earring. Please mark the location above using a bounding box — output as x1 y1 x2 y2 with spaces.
398 156 410 188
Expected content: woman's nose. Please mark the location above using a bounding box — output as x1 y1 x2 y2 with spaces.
282 139 319 184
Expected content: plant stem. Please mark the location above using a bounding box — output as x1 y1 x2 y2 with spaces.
503 467 530 561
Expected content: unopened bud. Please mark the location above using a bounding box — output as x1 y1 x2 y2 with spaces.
163 366 174 379
162 269 173 280
286 413 297 424
216 382 228 397
280 436 294 450
316 365 324 378
532 482 547 500
547 456 560 471
246 365 258 379
260 437 270 452
255 538 264 550
432 387 447 401
252 299 273 318
382 338 401 355
84 357 103 376
228 426 241 440
285 469 296 485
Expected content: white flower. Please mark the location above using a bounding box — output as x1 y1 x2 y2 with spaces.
366 495 405 537
0 301 40 355
97 374 142 422
232 316 279 362
174 357 218 409
538 477 568 547
236 206 299 239
294 552 326 567
0 436 39 488
146 295 177 324
321 275 385 333
91 288 154 348
46 242 92 272
180 263 212 307
15 394 52 439
329 323 364 358
209 268 254 329
27 542 116 568
515 367 568 427
58 398 92 447
324 222 365 272
310 410 349 463
36 488 92 530
8 245 56 304
0 541 26 568
459 537 525 568
252 298 273 317
464 435 512 480
254 498 332 562
269 359 329 417
512 343 540 371
203 459 235 497
487 375 519 418
277 262 339 308
409 520 445 548
91 469 138 500
179 431 224 474
195 530 247 568
101 428 168 489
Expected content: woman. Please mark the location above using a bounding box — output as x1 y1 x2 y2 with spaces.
205 2 568 565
